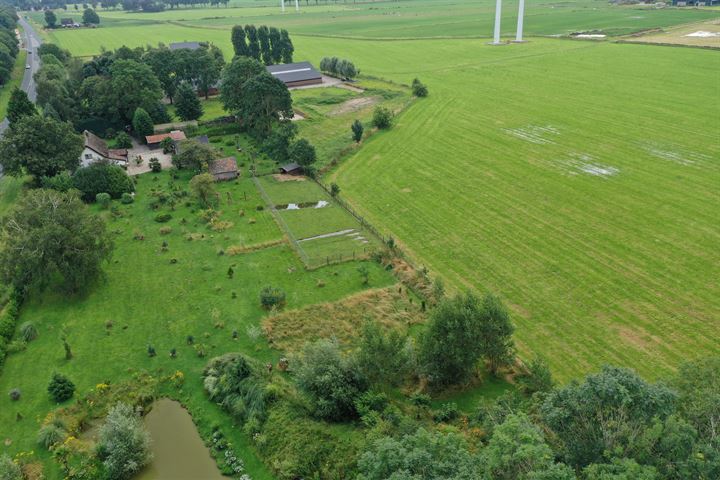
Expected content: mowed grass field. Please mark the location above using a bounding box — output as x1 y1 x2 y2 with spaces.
29 0 720 57
311 37 719 382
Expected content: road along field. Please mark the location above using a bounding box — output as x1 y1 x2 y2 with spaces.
306 37 718 383
28 0 720 57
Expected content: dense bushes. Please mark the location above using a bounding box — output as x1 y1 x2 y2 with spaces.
72 162 135 202
412 78 429 97
372 107 393 130
260 286 286 309
295 339 369 421
0 296 19 373
97 402 153 480
0 454 22 480
319 57 359 79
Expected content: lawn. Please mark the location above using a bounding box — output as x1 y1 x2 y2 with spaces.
167 96 227 122
0 49 28 121
0 171 397 478
311 37 720 382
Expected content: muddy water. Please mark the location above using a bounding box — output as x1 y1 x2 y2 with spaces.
136 399 225 480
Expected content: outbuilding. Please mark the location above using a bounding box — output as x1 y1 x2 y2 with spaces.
279 163 303 175
80 130 128 167
169 41 202 51
266 62 323 88
209 157 239 182
145 130 187 150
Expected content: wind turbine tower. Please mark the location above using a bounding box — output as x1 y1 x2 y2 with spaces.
490 0 526 45
280 0 285 12
295 0 300 11
490 0 503 45
515 0 526 42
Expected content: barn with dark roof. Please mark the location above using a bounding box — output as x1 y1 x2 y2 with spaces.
266 62 323 88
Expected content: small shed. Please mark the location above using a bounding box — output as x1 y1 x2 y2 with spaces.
145 130 187 150
209 157 239 182
279 163 303 175
60 18 73 27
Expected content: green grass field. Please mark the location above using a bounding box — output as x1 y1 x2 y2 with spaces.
0 49 28 121
28 0 720 57
316 37 720 382
0 172 397 476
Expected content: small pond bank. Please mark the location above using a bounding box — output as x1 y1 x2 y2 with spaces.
136 398 226 480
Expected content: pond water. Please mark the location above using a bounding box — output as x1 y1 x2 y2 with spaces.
135 399 225 480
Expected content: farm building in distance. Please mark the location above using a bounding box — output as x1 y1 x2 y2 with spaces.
169 41 202 50
267 62 323 88
80 130 128 167
209 157 239 181
279 163 303 175
145 130 187 150
672 0 719 4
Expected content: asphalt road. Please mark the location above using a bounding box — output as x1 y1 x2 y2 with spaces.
0 17 42 135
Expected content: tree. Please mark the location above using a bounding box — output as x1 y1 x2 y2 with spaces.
483 413 556 480
48 373 75 403
257 25 272 65
372 106 393 130
45 10 57 28
190 173 216 208
541 365 677 468
672 357 720 442
72 162 135 202
357 320 413 386
114 131 133 149
0 115 82 180
412 77 429 97
244 24 261 61
0 189 113 293
38 44 70 64
582 458 658 480
110 59 163 123
193 48 222 100
175 82 202 121
296 339 368 421
97 402 152 480
288 138 316 167
7 87 36 124
237 73 293 138
261 121 297 162
173 139 219 171
358 428 480 480
519 355 554 395
480 293 515 375
219 55 265 113
82 8 100 24
419 292 485 386
351 119 364 143
231 25 249 57
143 47 179 103
330 182 340 197
280 29 293 63
268 27 282 64
132 107 153 140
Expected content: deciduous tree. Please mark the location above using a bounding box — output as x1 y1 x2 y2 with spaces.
175 82 202 121
7 87 36 124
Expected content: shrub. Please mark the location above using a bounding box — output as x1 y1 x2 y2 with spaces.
115 132 133 149
203 353 268 426
97 402 152 479
330 182 340 197
8 388 20 401
296 339 369 421
433 402 459 423
149 157 162 173
160 137 174 154
154 213 172 223
96 192 111 209
372 107 393 130
72 162 135 202
259 286 286 309
159 226 172 235
41 171 74 192
37 423 65 449
48 373 75 403
120 192 134 204
412 78 429 97
0 454 22 480
19 322 38 342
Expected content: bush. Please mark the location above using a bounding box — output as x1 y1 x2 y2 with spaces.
372 107 393 130
48 373 75 403
154 213 172 223
433 402 459 423
97 402 152 480
115 132 133 149
41 171 74 192
159 226 172 235
412 78 429 97
259 286 286 309
120 192 134 204
96 192 111 209
37 422 65 449
296 339 369 421
19 322 38 342
72 162 135 202
149 157 162 173
0 454 22 480
8 388 20 401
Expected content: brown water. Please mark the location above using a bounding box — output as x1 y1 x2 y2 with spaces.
135 398 225 480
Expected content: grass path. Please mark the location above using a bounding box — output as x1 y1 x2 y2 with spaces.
0 49 27 121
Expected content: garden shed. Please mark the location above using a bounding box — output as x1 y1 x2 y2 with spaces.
279 163 303 175
209 157 239 182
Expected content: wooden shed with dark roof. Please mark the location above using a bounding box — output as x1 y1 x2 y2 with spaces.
279 163 303 175
209 157 239 182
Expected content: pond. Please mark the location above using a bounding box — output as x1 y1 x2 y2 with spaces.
136 399 225 480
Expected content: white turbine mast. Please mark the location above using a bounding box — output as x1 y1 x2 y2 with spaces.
281 0 285 13
295 0 300 11
490 0 526 45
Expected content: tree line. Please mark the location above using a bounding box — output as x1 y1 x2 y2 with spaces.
0 6 20 87
319 56 358 79
231 24 294 66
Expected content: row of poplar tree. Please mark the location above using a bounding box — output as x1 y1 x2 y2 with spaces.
231 25 294 66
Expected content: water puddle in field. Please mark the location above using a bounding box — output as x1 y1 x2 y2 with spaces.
279 201 330 210
503 125 560 145
135 399 224 480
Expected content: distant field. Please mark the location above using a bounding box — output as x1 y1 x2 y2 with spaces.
27 0 720 56
624 18 720 47
307 37 719 382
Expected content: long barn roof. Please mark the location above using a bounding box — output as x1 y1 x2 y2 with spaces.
266 62 322 84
